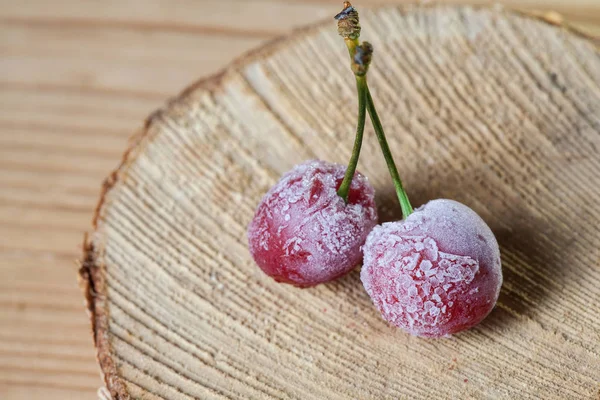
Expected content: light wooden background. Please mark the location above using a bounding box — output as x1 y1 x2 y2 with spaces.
0 1 598 399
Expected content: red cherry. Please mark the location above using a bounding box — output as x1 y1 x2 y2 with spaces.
361 199 502 337
248 160 378 287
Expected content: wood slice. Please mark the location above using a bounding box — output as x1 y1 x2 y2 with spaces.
79 5 600 399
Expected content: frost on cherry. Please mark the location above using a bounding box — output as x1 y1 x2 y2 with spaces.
248 160 378 287
361 199 502 337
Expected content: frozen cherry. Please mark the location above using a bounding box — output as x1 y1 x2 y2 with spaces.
248 4 379 288
248 160 377 287
361 199 502 337
333 2 503 337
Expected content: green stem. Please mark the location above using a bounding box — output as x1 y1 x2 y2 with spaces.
344 37 359 59
365 85 413 218
337 75 368 202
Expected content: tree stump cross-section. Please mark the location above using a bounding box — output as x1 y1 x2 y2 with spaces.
80 5 600 399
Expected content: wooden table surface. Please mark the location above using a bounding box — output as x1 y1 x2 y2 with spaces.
0 1 598 399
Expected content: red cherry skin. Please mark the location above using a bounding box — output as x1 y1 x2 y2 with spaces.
248 160 378 287
361 199 502 337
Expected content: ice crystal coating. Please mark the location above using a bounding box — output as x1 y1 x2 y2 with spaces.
248 160 378 287
361 199 502 337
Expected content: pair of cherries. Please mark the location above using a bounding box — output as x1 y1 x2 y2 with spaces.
248 2 502 338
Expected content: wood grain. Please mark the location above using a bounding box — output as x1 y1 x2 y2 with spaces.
81 4 600 400
0 1 599 399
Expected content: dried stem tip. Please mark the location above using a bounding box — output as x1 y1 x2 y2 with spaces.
335 1 361 40
352 42 373 76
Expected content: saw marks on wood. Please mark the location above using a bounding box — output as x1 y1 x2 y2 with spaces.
82 5 600 400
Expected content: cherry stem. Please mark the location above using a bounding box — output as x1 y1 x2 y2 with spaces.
365 85 413 218
335 0 413 218
337 75 368 202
